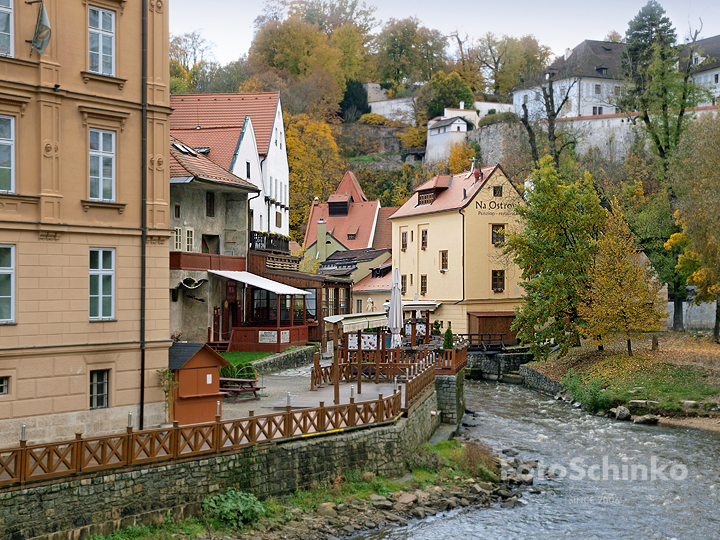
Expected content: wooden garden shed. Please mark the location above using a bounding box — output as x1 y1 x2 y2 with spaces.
169 342 231 425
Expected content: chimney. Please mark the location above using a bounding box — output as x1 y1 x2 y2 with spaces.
459 101 465 110
317 219 327 262
313 196 319 206
564 48 572 61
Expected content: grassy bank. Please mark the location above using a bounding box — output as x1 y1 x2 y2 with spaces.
219 351 272 378
529 334 720 413
87 440 500 540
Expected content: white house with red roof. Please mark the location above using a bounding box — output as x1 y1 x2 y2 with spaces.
170 92 289 236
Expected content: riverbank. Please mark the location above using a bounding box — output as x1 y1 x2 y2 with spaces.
524 332 720 429
86 433 541 540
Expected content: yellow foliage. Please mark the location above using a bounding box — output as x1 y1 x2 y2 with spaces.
580 200 666 355
357 113 403 126
397 126 426 148
447 141 477 174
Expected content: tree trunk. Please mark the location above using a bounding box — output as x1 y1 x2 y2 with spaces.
627 339 633 356
715 294 720 344
520 103 538 165
672 295 684 332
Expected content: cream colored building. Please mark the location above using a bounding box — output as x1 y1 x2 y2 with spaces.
0 0 171 443
390 165 524 339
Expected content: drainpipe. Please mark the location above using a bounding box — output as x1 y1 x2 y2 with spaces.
139 0 148 429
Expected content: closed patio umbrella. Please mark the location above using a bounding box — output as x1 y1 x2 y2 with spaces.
389 268 403 348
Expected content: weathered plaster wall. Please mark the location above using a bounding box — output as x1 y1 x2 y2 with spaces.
1 393 439 540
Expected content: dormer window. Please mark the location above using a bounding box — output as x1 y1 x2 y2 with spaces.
418 191 435 206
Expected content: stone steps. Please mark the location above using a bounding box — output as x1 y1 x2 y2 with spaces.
500 371 524 385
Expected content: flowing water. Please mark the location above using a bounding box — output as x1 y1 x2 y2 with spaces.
356 381 720 540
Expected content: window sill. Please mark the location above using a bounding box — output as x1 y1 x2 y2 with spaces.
439 269 447 273
0 192 40 203
82 200 126 214
90 318 117 323
80 71 127 90
492 290 505 294
0 321 17 325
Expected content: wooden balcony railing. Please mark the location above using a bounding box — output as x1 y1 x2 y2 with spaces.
0 393 401 488
169 252 246 272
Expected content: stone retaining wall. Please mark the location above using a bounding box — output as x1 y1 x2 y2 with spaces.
252 345 319 374
435 369 465 424
519 365 563 395
1 392 439 540
468 351 534 380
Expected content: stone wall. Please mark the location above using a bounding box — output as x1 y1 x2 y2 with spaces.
252 345 319 375
667 300 717 331
519 365 563 395
1 393 439 540
435 369 465 424
335 124 402 156
467 351 534 380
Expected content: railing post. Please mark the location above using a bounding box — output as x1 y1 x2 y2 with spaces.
125 426 134 466
377 394 384 422
248 411 256 444
375 338 380 383
319 402 326 432
172 421 180 459
19 439 27 484
74 433 83 474
349 397 356 427
311 352 320 390
357 336 362 395
214 411 222 453
284 406 293 438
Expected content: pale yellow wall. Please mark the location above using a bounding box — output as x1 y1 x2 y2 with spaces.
351 291 390 314
462 169 524 304
0 1 171 441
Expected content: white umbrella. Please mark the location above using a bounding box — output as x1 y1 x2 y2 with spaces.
388 268 403 348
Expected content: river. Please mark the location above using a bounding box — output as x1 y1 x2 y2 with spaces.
356 381 720 540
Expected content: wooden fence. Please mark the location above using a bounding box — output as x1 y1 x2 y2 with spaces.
0 392 402 488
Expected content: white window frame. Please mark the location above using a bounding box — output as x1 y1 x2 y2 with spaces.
173 227 182 251
0 114 14 193
88 6 115 76
89 128 116 201
89 369 109 409
0 244 14 323
0 0 13 58
185 227 194 252
89 248 115 321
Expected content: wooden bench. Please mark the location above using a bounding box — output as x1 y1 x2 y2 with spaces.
219 378 266 403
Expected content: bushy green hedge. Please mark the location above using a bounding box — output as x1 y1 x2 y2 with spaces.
478 112 520 128
203 488 265 527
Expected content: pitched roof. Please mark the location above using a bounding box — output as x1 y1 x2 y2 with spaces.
169 127 244 171
324 248 389 263
429 117 467 129
334 171 368 202
690 34 720 72
170 92 280 156
352 257 393 293
390 165 500 220
168 342 232 370
305 200 380 249
169 135 258 191
515 40 625 91
372 207 398 250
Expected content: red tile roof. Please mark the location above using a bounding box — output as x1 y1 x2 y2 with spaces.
372 207 398 250
169 135 257 190
334 171 368 202
390 165 500 220
305 200 380 250
353 257 393 293
169 127 243 171
170 92 280 156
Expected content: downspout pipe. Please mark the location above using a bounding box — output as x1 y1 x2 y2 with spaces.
139 0 148 430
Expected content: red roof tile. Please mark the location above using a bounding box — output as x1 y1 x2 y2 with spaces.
372 207 398 250
390 165 500 220
169 127 243 171
305 200 380 250
170 92 280 156
169 135 257 190
353 257 393 293
334 171 368 202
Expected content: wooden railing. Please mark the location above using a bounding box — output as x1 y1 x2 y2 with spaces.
434 346 467 375
169 251 246 272
0 393 401 488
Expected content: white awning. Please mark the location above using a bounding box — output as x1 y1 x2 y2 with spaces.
324 312 389 332
382 300 442 312
208 270 310 295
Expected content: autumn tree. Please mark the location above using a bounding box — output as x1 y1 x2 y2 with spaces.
287 0 378 35
668 113 720 340
604 30 624 43
504 156 606 359
422 71 475 120
285 115 346 241
446 141 477 174
581 201 665 356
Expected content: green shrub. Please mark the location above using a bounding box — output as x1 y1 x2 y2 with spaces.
409 448 446 472
443 325 454 349
562 372 614 412
478 112 519 128
202 488 265 527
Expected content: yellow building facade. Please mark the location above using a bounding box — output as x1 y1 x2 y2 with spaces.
0 0 171 443
390 165 524 338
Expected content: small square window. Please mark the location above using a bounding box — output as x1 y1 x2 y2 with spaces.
206 192 215 217
174 204 180 219
492 224 505 245
0 376 8 394
492 270 505 292
439 250 448 271
420 275 427 296
595 84 601 94
401 231 407 251
90 369 109 409
493 185 503 197
614 85 621 96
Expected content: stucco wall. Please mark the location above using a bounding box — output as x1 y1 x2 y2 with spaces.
426 130 467 163
1 392 440 540
369 98 415 125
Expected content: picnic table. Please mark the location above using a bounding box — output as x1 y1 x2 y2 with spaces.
219 377 265 403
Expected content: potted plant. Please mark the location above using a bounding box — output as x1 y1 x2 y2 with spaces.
157 368 179 427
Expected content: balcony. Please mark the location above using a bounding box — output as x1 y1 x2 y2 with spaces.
170 252 246 271
249 230 289 254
